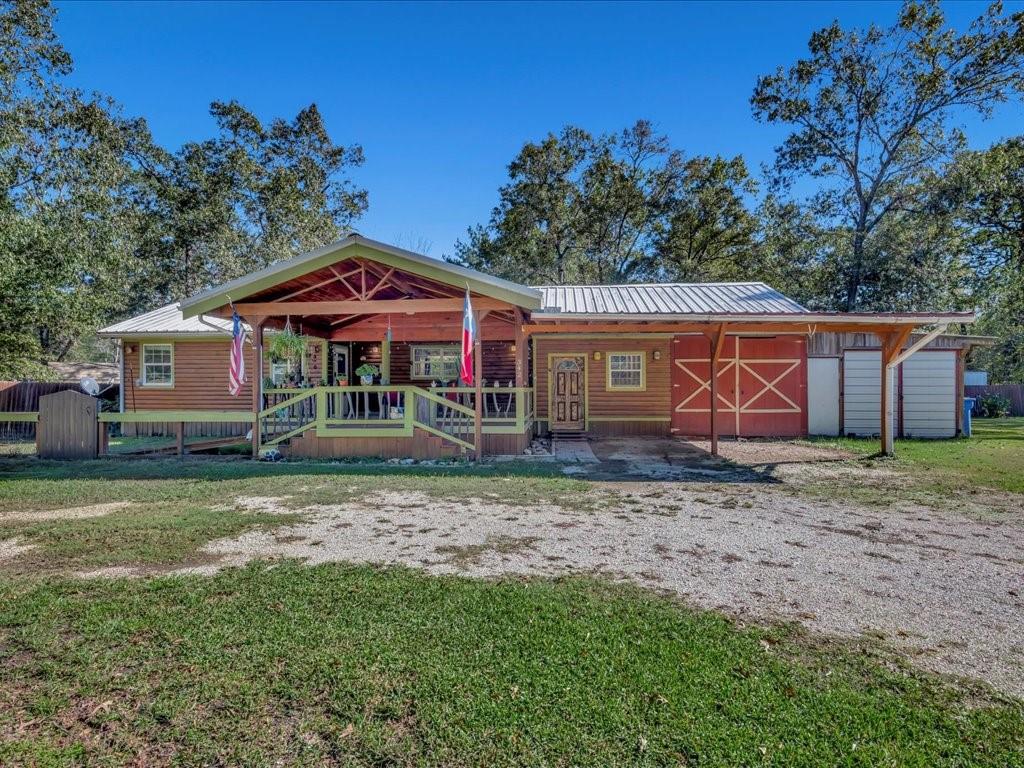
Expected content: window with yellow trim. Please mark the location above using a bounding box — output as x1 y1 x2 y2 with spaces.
606 352 644 391
411 345 460 381
141 343 173 387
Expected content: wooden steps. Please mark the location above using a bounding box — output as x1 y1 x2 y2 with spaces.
549 430 587 442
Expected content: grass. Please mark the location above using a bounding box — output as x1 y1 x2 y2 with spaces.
807 417 1024 495
0 506 299 573
1 438 1023 764
1 563 1021 767
0 459 589 574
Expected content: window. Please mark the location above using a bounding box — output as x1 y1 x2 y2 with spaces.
607 352 644 391
411 345 460 381
270 360 293 385
141 343 173 386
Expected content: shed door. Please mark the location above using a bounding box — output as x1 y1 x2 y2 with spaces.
671 336 806 437
807 358 840 436
842 351 895 437
901 351 956 438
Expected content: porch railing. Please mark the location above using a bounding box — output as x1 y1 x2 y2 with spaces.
259 385 535 451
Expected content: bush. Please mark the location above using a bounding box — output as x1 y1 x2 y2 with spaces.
977 393 1011 418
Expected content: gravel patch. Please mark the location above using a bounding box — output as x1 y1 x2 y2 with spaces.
0 537 36 561
159 475 1024 697
1 501 133 522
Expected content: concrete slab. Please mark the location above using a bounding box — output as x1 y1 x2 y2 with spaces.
551 440 599 463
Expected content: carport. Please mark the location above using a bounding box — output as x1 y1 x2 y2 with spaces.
526 311 976 456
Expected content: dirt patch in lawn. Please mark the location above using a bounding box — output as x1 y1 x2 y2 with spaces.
0 537 35 561
0 501 134 522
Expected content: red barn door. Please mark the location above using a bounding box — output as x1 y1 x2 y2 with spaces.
671 336 807 437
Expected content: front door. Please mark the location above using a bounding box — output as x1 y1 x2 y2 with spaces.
332 344 350 386
551 356 585 430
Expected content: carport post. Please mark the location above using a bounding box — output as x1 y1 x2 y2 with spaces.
877 327 914 456
706 324 727 456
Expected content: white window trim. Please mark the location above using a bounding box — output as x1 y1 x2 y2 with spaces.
606 351 645 392
141 343 174 388
410 344 460 381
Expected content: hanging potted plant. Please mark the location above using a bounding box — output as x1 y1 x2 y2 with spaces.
355 363 379 385
267 317 308 382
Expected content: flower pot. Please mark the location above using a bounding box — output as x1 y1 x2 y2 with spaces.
360 374 374 386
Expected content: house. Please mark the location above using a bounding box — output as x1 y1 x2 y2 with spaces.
98 234 982 458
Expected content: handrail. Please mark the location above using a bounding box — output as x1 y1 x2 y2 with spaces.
258 390 317 419
0 412 39 422
100 411 255 423
414 387 476 418
413 420 475 451
429 386 534 394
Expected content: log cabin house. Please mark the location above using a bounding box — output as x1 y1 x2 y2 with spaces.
99 235 984 459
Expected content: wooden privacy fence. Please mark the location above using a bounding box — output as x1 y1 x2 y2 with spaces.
36 390 102 459
0 381 113 439
966 384 1024 416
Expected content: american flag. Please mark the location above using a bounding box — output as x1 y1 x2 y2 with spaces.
228 311 247 396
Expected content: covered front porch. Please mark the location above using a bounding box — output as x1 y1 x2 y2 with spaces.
259 384 535 459
179 235 542 458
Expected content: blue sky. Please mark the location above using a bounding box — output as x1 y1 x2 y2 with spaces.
55 1 1023 259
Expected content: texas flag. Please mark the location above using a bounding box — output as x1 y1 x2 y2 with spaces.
460 288 476 385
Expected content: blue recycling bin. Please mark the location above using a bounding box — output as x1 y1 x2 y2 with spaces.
963 397 976 437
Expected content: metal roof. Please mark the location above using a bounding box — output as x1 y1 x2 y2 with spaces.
533 282 808 317
99 284 976 338
98 303 241 338
47 361 120 384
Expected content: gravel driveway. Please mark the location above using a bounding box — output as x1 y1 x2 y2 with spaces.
131 438 1023 698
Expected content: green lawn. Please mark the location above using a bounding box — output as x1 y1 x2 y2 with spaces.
1 446 1022 765
2 564 1021 767
809 417 1024 494
0 460 589 574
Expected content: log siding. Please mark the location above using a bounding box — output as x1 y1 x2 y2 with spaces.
533 335 672 433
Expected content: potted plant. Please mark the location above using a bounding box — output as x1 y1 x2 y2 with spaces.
355 363 379 385
267 321 308 378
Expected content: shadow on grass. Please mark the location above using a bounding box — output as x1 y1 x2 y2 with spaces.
0 455 572 484
0 445 847 487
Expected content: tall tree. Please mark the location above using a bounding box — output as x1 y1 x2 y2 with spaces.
452 121 680 284
751 0 1024 310
654 155 759 282
0 0 369 377
135 100 368 305
934 137 1024 382
1 0 152 376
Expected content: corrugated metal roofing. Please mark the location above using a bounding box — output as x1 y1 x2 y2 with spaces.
533 282 808 316
98 303 240 337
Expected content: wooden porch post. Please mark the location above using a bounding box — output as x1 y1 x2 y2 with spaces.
176 422 185 456
514 307 527 388
706 324 727 456
474 310 485 461
251 319 265 458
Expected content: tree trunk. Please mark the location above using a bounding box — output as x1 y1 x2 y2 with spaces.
845 227 867 311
